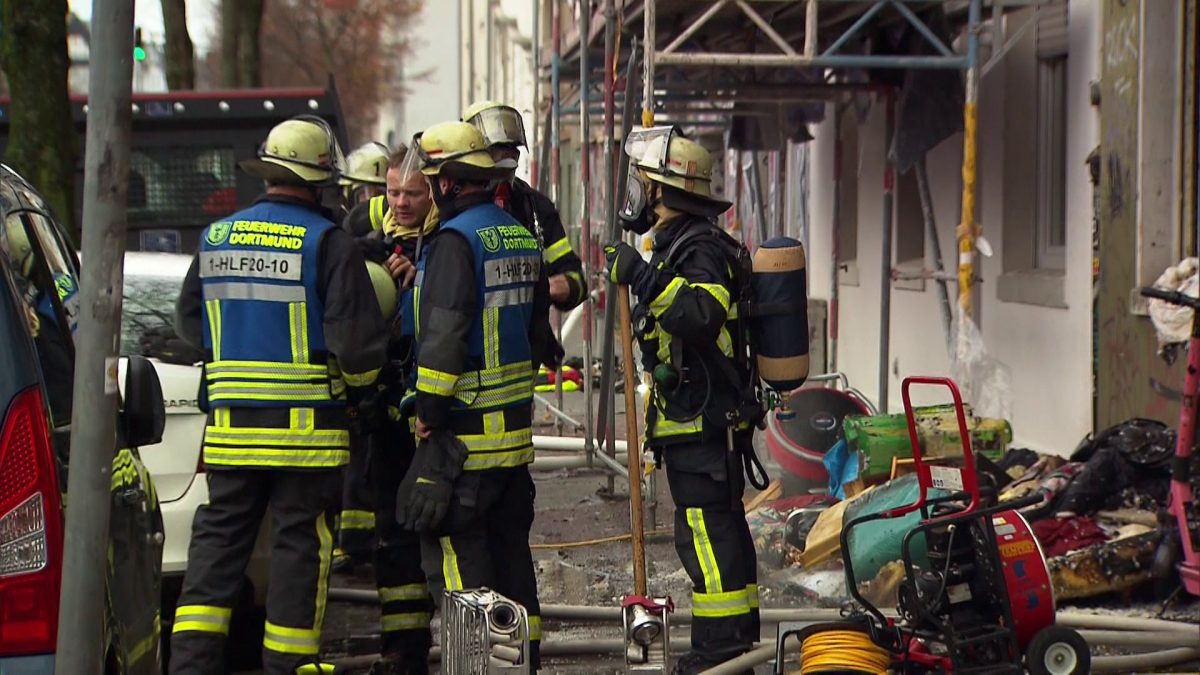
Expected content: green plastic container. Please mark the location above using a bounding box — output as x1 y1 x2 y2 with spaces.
843 405 1011 480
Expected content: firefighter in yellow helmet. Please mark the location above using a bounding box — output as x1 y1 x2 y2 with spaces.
462 100 586 317
341 143 440 674
329 141 393 575
605 126 763 674
171 114 388 675
397 120 552 670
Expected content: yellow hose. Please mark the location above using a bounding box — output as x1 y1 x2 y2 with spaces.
799 628 891 674
530 528 672 550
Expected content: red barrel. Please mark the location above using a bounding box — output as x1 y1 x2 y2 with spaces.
767 388 869 486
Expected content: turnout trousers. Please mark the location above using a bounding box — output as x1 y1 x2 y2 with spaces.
418 465 542 670
370 416 435 665
169 467 341 675
663 439 760 662
338 431 376 562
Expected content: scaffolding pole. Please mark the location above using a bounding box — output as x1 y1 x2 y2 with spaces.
580 1 596 466
829 105 842 373
551 0 565 435
600 0 618 496
878 95 895 414
915 156 954 350
642 0 656 127
957 0 983 319
530 0 541 190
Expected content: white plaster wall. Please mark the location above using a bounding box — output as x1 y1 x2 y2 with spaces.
807 0 1098 455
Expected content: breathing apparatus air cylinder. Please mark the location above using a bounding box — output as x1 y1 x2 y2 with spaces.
751 237 809 417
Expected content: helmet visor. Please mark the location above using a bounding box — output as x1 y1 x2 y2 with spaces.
470 106 527 149
397 139 427 184
618 168 646 221
622 125 678 174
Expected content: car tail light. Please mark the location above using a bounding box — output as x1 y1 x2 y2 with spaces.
0 386 63 655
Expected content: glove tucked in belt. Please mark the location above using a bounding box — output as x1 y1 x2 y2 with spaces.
396 429 469 532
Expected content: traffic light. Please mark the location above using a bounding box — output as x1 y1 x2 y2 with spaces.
133 28 146 62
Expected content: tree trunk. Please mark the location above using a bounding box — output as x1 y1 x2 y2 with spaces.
0 0 78 240
161 0 196 90
219 0 240 87
236 0 265 87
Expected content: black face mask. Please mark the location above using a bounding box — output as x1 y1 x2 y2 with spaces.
618 175 657 235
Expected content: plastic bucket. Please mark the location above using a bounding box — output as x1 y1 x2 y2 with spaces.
767 388 870 487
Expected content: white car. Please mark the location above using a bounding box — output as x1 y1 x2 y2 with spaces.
121 252 270 661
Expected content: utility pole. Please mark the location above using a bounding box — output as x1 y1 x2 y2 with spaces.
55 1 134 672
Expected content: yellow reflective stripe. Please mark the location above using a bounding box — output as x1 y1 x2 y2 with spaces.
649 276 685 315
342 367 381 388
483 307 500 370
413 287 421 340
717 326 733 358
693 282 731 311
208 380 332 400
370 195 387 231
455 361 535 389
382 612 433 632
459 428 533 453
339 509 375 531
650 413 702 439
172 605 232 635
263 621 321 656
207 360 328 375
463 447 535 471
380 584 428 603
202 447 350 468
316 513 333 632
746 584 760 609
417 366 458 396
686 508 723 593
692 588 752 618
205 299 222 360
214 407 230 427
291 407 315 430
128 613 160 664
440 537 463 591
528 615 542 641
295 664 339 675
298 301 310 362
204 426 348 447
456 377 534 410
544 237 573 264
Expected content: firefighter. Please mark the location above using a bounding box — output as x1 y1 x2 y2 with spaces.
171 115 387 675
341 141 390 209
397 121 552 670
461 100 586 312
351 144 440 675
331 142 391 575
605 126 760 674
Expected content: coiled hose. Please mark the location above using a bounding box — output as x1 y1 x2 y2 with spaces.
799 628 891 674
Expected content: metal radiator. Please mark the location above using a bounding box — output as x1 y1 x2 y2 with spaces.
442 588 531 674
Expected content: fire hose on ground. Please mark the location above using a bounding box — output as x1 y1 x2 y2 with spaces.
326 587 1200 670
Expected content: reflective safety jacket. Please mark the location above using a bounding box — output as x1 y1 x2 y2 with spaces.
187 198 387 469
636 215 748 447
412 202 542 471
368 194 388 233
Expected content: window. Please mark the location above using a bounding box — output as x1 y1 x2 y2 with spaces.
999 1 1069 308
893 167 926 291
129 146 237 229
836 105 859 285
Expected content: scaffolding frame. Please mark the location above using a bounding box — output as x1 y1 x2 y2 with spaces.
534 0 1049 506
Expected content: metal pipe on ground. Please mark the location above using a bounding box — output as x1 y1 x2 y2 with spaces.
1091 647 1200 673
535 435 628 453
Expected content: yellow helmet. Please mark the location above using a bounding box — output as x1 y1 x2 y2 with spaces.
462 100 527 149
413 121 504 181
625 125 718 197
239 115 345 187
365 260 398 318
341 142 389 187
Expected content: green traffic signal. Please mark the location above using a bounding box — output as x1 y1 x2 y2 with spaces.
134 45 146 61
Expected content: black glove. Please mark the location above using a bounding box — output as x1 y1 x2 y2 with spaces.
604 242 657 297
396 429 469 532
357 236 393 264
346 384 386 436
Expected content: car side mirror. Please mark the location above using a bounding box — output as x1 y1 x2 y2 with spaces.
121 354 165 448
